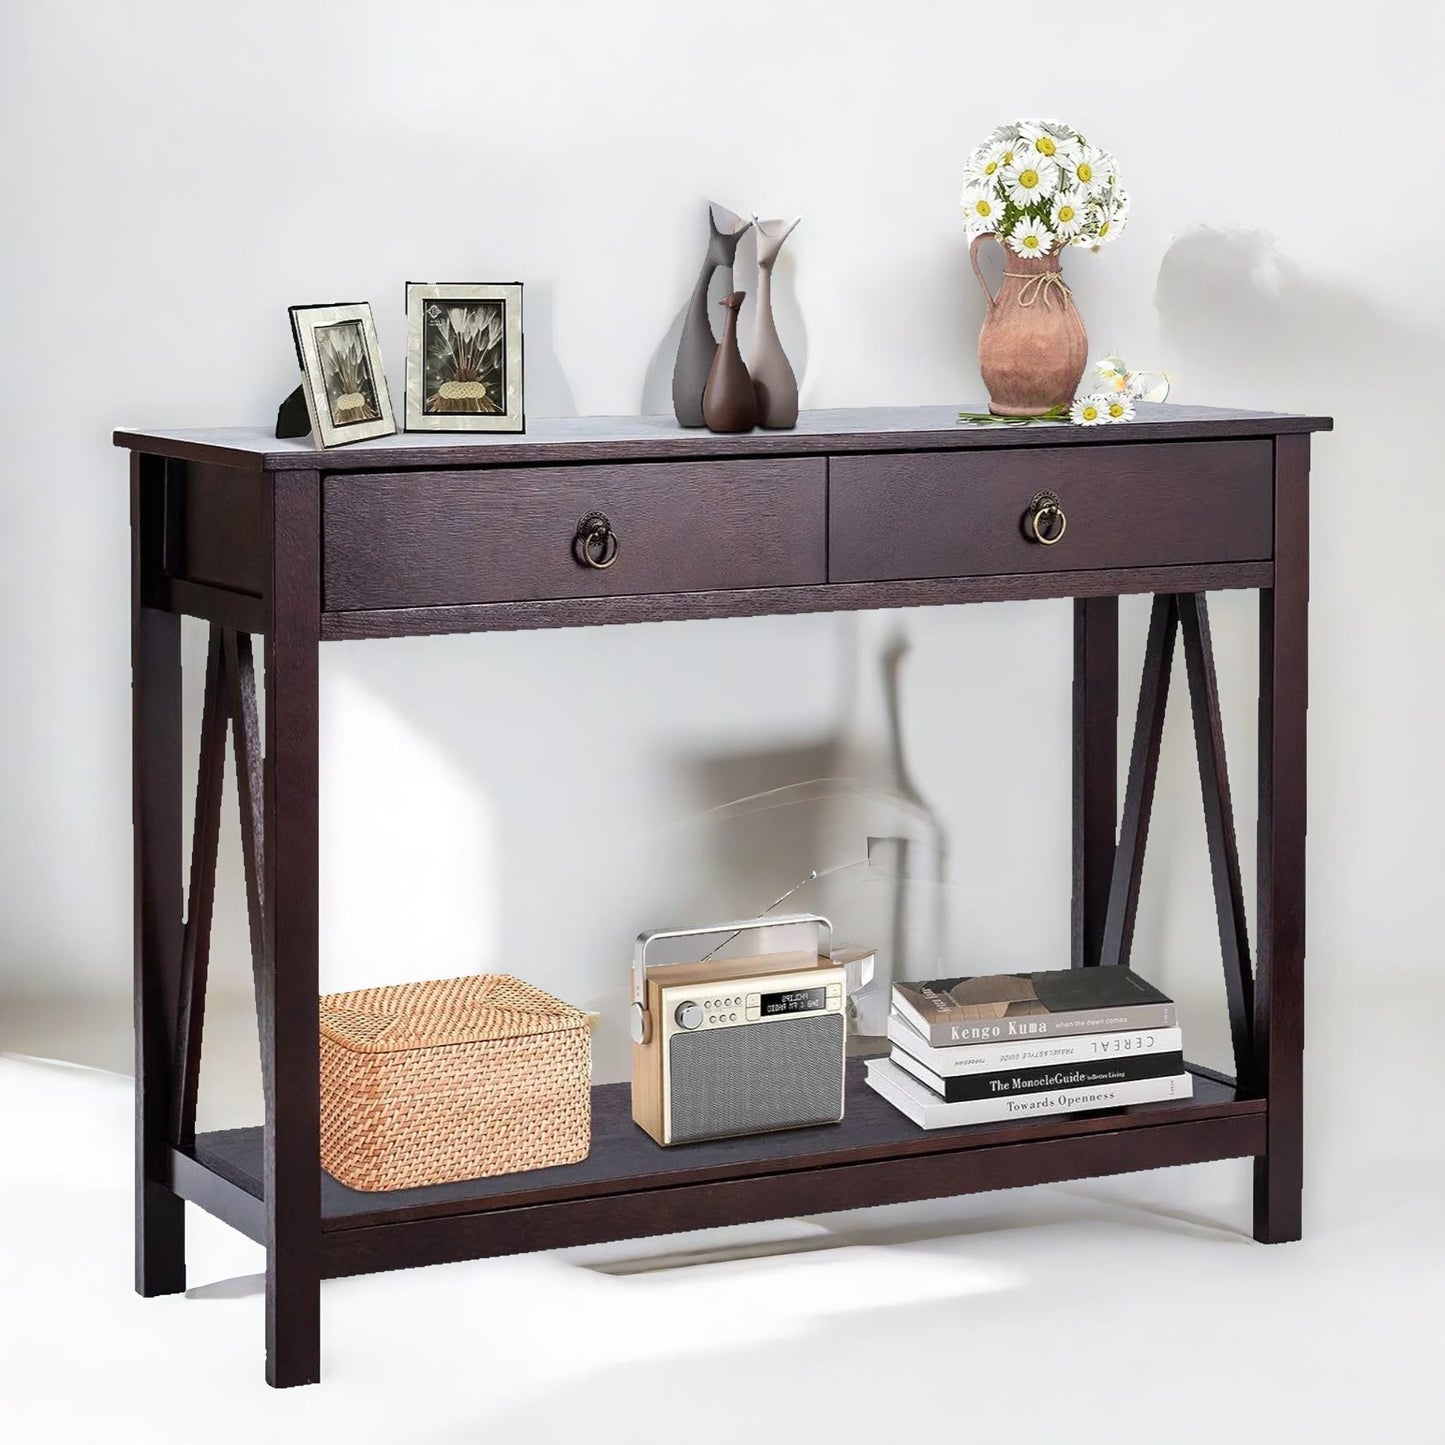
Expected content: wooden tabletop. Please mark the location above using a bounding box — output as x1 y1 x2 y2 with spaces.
114 403 1334 473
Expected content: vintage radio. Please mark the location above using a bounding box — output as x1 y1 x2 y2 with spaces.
629 914 846 1146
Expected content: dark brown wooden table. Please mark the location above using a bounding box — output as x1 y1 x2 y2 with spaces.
116 403 1331 1387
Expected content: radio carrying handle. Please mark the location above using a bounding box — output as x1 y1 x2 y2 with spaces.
629 913 834 1046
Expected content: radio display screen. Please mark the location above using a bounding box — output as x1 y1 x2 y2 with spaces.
759 986 826 1017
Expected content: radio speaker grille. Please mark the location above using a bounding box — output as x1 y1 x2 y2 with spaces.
668 1012 845 1143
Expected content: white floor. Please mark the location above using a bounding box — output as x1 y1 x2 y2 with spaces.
4 1036 1442 1445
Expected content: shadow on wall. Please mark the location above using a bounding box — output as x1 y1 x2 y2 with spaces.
514 279 579 418
315 611 948 1086
651 613 947 1060
639 201 809 417
1137 224 1442 1034
1150 223 1437 682
1153 223 1416 410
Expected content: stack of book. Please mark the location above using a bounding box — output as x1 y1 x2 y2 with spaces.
865 966 1192 1129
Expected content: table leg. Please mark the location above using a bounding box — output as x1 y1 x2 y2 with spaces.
1071 597 1118 968
1253 436 1309 1243
261 471 323 1385
132 454 186 1296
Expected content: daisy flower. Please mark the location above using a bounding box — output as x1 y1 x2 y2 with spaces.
1003 155 1059 208
1050 190 1087 239
966 144 1008 186
1028 132 1069 162
1103 395 1136 423
977 123 1023 170
1063 147 1109 196
1088 191 1129 246
1046 135 1083 169
1007 215 1056 258
961 186 1005 231
1070 394 1109 426
1019 119 1080 165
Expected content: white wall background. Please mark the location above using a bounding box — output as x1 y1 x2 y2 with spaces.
2 0 1441 1145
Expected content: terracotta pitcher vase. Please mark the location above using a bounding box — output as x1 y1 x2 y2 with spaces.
970 236 1087 416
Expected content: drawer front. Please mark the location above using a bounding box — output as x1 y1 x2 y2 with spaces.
828 440 1274 582
324 458 827 610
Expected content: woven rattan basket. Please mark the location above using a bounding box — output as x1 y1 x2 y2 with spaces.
319 975 591 1192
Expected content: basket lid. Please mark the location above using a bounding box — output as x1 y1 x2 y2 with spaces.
319 974 586 1053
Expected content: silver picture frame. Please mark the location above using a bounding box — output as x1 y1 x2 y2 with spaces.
288 302 396 450
405 282 524 433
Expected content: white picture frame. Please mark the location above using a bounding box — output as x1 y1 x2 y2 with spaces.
405 282 524 433
289 302 396 450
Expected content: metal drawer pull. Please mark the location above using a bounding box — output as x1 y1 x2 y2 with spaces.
1024 491 1067 546
573 511 620 569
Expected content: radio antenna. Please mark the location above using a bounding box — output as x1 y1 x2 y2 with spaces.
698 857 868 962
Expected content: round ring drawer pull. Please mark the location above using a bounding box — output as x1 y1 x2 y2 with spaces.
573 511 620 570
1024 491 1067 546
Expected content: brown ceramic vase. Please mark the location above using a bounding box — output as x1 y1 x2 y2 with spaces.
970 235 1087 416
701 292 758 433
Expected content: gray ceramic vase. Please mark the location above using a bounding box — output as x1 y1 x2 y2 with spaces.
750 216 801 428
672 203 752 427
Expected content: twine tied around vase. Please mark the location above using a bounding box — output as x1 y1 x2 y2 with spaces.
1002 271 1074 312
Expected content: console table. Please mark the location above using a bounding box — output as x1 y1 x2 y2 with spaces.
116 403 1330 1387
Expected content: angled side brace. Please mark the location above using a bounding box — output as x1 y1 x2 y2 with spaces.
1097 593 1255 1083
1099 595 1179 972
170 628 228 1148
168 627 271 1146
1178 594 1255 1084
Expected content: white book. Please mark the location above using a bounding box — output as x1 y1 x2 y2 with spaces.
888 1040 1186 1102
865 1055 1194 1129
887 1011 1184 1078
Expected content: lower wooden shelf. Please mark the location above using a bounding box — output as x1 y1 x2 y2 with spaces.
172 1061 1264 1279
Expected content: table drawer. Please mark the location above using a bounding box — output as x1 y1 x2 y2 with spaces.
323 457 828 611
828 440 1273 582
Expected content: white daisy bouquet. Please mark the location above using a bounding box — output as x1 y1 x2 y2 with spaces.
962 119 1128 258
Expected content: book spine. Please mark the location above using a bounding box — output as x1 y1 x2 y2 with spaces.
865 1060 1193 1128
888 1018 1183 1077
916 1002 1177 1048
892 1047 1186 1102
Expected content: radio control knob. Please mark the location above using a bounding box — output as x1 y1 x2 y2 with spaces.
675 1001 704 1030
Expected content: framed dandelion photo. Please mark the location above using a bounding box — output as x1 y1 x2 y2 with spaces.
405 282 524 432
289 302 396 449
